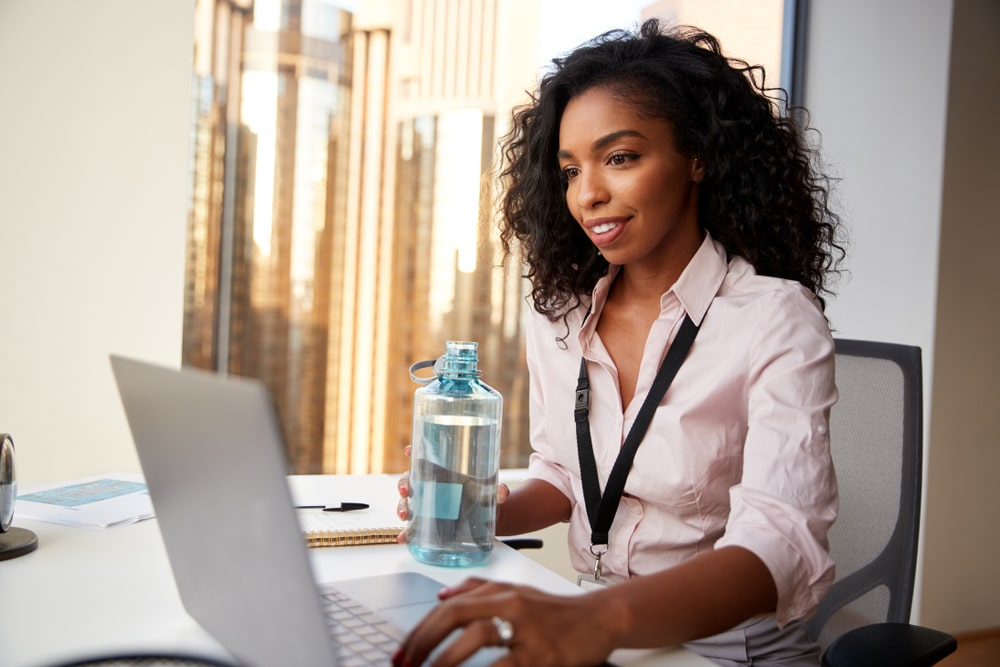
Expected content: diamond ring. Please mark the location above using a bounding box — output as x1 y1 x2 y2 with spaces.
491 616 515 647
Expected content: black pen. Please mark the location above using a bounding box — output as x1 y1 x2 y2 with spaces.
294 502 370 512
324 502 369 512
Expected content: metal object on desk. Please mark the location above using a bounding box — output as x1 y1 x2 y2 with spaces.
0 432 39 560
1 433 15 531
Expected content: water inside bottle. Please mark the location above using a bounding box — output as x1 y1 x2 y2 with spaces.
408 414 499 567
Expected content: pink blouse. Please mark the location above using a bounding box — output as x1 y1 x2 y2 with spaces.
525 233 838 625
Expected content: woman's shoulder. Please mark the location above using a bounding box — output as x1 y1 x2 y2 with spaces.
722 255 823 309
713 255 829 338
706 258 834 368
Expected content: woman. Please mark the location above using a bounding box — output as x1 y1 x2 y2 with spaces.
395 18 844 667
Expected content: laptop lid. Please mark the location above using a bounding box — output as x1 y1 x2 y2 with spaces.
110 355 338 667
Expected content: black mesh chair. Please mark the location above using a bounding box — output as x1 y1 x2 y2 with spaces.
808 339 956 667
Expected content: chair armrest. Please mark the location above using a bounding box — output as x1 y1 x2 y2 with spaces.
822 622 957 667
500 538 544 550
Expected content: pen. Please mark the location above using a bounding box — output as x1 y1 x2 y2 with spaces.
324 502 370 512
294 502 370 512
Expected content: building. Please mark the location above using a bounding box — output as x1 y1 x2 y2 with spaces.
183 0 542 474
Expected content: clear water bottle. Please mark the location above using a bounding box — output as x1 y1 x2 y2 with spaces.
407 341 502 567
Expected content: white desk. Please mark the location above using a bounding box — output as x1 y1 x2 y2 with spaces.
1 476 712 667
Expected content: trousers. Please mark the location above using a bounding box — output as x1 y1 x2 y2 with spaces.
683 616 820 666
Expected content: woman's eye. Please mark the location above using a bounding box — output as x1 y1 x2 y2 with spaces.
608 152 637 166
561 166 580 182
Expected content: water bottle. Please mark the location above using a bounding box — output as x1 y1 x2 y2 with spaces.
407 341 502 567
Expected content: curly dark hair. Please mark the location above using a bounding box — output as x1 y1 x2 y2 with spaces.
498 19 844 320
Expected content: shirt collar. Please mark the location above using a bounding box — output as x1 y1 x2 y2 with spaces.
667 231 727 326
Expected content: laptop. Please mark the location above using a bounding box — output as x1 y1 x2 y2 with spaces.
110 354 502 667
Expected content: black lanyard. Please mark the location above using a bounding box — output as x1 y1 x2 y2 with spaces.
575 314 699 557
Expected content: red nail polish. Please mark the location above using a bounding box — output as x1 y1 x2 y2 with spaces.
391 648 402 666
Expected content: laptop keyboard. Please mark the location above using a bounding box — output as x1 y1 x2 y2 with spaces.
320 583 405 666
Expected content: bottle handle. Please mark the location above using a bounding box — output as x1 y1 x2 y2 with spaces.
409 357 444 384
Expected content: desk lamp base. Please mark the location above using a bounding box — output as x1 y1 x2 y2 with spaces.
0 526 38 560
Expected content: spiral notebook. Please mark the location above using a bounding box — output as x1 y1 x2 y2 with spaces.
300 516 403 547
294 476 406 547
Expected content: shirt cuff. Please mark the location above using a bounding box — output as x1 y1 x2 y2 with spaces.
526 452 576 520
716 489 836 626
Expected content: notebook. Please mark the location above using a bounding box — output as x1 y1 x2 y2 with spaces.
110 354 501 667
299 507 406 548
295 478 407 548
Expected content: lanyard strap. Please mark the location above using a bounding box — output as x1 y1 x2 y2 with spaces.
575 314 699 547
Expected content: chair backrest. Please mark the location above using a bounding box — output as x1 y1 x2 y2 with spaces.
807 339 923 650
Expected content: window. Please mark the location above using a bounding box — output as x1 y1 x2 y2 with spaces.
184 0 791 474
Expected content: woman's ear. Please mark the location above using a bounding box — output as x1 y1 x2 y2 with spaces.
691 156 705 183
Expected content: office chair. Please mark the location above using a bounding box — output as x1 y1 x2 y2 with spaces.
807 339 956 667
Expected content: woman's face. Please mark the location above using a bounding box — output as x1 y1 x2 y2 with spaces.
557 86 703 273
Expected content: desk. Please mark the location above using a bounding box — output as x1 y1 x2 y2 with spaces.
1 476 712 667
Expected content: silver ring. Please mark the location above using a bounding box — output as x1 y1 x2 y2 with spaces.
491 616 514 647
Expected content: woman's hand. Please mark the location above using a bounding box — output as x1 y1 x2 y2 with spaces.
392 578 619 667
395 446 510 543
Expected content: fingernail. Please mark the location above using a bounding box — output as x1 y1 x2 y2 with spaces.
391 648 402 665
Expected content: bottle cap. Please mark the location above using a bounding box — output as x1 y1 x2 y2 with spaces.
409 341 482 384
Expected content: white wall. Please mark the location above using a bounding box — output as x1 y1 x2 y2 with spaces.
808 1 951 351
806 0 1000 634
0 0 194 482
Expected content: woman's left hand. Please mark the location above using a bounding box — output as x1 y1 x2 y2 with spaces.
392 578 618 667
395 445 511 543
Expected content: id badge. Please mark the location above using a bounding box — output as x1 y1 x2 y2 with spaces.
576 573 611 591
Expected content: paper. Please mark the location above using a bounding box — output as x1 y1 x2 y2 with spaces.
289 474 407 547
16 473 155 528
297 508 406 535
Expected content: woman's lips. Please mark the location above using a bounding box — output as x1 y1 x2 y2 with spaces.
586 217 628 247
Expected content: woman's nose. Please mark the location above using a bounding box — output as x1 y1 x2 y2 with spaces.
575 171 607 209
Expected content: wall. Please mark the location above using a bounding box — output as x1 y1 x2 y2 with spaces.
805 0 1000 633
808 1 950 351
0 0 194 482
922 0 1000 634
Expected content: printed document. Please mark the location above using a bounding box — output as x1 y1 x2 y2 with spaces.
16 473 154 528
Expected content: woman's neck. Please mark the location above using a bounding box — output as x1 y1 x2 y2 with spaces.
610 230 703 308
